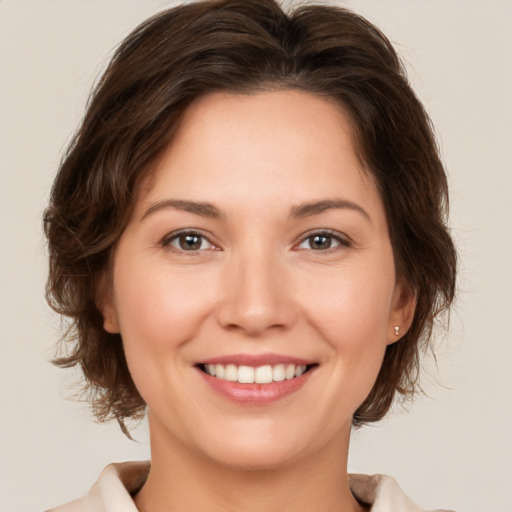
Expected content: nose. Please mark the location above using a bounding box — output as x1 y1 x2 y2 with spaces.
215 247 297 337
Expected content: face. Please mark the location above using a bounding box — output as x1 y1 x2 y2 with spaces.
102 90 414 469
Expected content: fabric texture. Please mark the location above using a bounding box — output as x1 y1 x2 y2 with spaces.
46 461 454 512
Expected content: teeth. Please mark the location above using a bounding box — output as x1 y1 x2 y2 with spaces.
272 364 285 382
225 364 237 381
295 365 306 377
215 364 225 379
254 365 273 384
285 364 296 380
203 363 309 383
237 365 254 383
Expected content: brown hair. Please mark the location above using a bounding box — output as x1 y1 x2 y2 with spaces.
44 0 457 434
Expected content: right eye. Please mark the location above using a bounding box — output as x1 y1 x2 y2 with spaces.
164 231 217 252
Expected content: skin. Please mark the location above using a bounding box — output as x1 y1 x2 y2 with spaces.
101 90 415 512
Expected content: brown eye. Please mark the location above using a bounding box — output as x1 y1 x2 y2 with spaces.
309 234 334 250
179 234 203 250
296 231 349 251
165 231 214 252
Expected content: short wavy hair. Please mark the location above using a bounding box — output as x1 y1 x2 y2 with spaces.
44 0 457 435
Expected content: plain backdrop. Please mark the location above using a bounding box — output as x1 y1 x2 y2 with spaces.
1 1 511 511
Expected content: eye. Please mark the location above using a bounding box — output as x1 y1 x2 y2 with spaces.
296 231 350 251
164 231 217 252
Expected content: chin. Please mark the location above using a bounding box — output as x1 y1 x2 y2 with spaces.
189 417 344 472
203 440 306 472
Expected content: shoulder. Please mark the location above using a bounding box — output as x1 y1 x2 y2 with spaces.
349 474 456 512
45 461 150 512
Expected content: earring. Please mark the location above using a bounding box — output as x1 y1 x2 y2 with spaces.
394 326 400 337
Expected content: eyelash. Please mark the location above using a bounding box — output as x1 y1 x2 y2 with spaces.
162 230 218 253
295 230 352 252
161 229 351 254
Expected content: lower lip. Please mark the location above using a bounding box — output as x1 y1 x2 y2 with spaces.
197 367 315 405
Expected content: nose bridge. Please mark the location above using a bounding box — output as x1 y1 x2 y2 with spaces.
216 240 295 335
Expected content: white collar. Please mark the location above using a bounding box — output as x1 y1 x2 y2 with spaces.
48 461 454 512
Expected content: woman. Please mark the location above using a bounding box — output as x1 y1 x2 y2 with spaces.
44 0 457 510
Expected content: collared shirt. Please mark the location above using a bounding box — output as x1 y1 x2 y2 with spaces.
46 461 455 512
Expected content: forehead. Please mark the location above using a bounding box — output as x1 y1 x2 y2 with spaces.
136 90 381 221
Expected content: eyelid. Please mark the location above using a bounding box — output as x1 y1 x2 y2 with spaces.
161 228 220 252
293 229 352 251
160 228 351 253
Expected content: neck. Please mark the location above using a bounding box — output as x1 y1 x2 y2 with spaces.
134 416 366 512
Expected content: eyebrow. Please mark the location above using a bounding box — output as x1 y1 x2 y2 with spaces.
289 199 371 222
141 199 223 221
141 197 371 223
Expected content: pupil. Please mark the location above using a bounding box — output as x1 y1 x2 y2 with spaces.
180 234 201 250
311 235 331 250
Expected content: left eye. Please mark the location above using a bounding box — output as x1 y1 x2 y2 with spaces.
165 232 215 251
296 232 346 251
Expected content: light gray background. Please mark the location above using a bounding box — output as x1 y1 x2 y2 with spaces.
1 1 511 511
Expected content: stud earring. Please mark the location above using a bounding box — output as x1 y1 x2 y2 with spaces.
394 326 400 336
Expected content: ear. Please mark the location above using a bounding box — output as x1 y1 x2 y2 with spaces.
95 272 120 334
387 280 416 345
100 295 120 334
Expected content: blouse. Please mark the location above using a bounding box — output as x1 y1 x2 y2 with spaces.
45 460 455 512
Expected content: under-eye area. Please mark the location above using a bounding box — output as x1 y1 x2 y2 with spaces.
197 363 318 384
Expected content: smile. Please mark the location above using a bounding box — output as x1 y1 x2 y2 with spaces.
200 363 311 384
196 356 318 404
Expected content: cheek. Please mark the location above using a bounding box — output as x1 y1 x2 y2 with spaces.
111 257 222 414
302 263 394 333
298 261 395 375
112 257 220 356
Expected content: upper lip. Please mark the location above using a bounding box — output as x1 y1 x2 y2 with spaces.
197 353 316 367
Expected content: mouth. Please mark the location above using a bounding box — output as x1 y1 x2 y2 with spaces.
195 355 318 404
197 362 317 384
